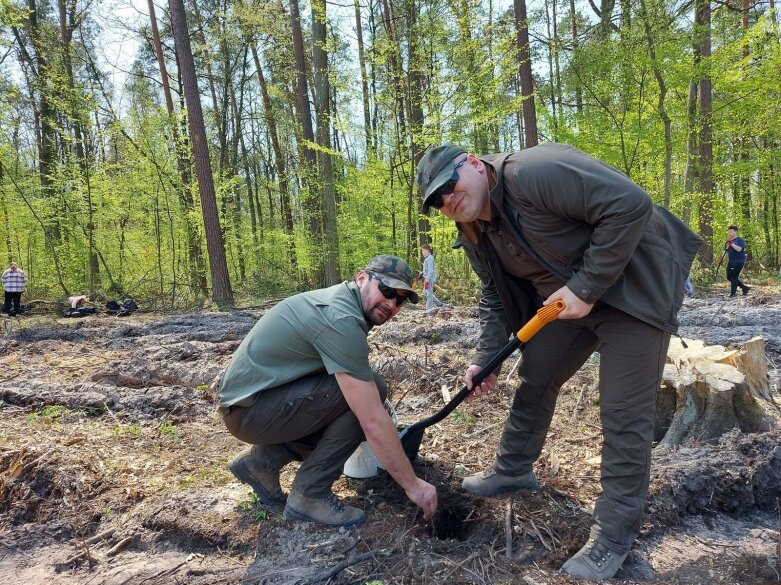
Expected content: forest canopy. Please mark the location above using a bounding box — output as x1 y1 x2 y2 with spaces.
1 0 779 306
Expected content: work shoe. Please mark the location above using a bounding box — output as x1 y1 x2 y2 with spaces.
228 446 288 507
561 538 629 580
728 293 737 298
461 468 539 497
742 285 751 296
283 491 365 527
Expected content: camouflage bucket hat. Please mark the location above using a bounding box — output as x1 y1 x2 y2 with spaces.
364 255 419 304
416 144 466 213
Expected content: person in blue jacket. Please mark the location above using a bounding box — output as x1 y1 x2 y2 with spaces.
723 225 750 298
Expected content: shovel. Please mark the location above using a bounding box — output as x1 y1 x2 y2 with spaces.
399 300 566 460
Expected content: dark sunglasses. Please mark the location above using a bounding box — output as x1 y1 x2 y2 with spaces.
369 273 409 306
427 159 466 209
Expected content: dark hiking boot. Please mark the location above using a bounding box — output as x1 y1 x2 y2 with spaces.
742 285 751 296
229 446 288 507
461 468 538 497
728 293 737 298
561 538 629 580
283 491 365 527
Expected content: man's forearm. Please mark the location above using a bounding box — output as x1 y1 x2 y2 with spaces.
363 416 418 491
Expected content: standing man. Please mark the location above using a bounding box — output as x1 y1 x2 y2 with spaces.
1 262 27 316
723 225 749 297
218 255 437 527
416 143 701 579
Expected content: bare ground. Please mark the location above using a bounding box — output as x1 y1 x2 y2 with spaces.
1 283 780 585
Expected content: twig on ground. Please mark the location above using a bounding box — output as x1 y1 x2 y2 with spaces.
526 517 552 551
19 448 56 476
465 422 500 438
82 528 115 546
106 535 134 557
61 549 95 566
306 550 387 584
505 499 513 559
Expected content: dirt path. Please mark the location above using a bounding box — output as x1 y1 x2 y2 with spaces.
1 288 780 584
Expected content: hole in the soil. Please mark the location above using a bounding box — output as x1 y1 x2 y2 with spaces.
431 505 468 540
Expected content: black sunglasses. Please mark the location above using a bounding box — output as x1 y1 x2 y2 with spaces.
427 159 466 209
369 273 409 306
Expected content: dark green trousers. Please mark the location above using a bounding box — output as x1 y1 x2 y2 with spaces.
223 371 387 498
494 304 670 551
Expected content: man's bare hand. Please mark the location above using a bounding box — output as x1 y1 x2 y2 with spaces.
544 285 594 319
405 478 438 519
464 364 497 402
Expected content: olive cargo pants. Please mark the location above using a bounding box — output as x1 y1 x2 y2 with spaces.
494 304 670 552
222 371 387 498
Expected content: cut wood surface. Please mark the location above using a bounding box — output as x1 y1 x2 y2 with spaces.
657 336 780 447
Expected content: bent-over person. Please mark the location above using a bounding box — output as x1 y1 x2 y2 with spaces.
417 143 702 579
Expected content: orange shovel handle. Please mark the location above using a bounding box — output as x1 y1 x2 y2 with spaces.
516 300 566 343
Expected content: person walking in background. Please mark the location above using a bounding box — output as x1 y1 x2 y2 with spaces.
218 255 437 528
723 225 750 298
421 244 444 312
416 143 701 579
684 275 695 298
1 262 27 316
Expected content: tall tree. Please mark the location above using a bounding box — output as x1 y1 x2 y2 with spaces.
311 0 340 284
695 0 714 266
169 0 233 303
639 0 672 209
354 0 373 158
289 0 324 285
514 0 538 147
146 0 208 297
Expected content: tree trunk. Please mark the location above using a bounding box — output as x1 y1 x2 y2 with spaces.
169 0 233 305
290 0 323 286
696 0 714 267
354 0 372 157
248 40 297 269
682 77 698 226
569 0 583 115
656 337 780 448
311 0 340 286
147 0 208 298
639 0 672 209
514 0 538 148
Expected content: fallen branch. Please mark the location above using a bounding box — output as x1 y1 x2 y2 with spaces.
106 535 134 557
83 528 115 546
306 550 386 584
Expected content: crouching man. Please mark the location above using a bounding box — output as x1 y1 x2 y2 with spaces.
218 255 437 527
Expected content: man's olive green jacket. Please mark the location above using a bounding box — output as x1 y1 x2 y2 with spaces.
455 143 703 368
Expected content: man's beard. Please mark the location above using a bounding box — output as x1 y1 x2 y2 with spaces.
361 288 389 326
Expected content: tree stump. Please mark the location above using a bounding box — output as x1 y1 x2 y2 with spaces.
656 336 781 448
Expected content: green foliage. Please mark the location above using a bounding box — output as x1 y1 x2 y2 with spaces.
112 424 141 437
1 0 780 304
453 409 476 425
237 494 269 522
26 404 86 423
159 418 178 441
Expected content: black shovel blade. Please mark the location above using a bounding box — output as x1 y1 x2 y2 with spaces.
399 424 424 461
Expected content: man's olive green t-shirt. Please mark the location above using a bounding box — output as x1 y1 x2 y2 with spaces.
218 282 373 407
